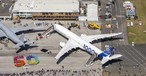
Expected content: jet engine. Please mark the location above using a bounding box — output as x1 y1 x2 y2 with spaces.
59 42 65 48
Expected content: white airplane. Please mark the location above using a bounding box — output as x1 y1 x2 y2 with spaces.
0 21 44 49
40 24 122 65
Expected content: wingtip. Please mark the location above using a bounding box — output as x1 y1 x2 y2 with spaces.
119 32 123 34
55 57 59 60
115 32 122 35
32 26 47 30
119 54 123 57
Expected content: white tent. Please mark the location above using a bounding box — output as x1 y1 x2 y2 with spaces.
87 4 98 21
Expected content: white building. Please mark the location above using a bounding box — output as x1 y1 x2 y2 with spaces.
79 4 98 21
12 0 79 20
87 4 98 21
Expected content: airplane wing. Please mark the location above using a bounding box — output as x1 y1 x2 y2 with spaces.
10 26 45 33
55 39 81 60
80 32 122 43
0 30 7 37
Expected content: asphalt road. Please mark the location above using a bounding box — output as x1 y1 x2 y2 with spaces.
100 0 146 76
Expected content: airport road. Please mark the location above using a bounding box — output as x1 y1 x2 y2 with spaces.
104 45 146 76
100 0 146 76
0 20 103 76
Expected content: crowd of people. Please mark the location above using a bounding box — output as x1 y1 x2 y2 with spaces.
0 68 102 76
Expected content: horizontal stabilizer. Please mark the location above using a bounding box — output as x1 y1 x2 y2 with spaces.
13 43 23 48
101 57 109 64
109 54 122 60
101 54 122 64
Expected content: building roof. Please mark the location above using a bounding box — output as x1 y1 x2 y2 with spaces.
12 0 79 13
87 4 98 21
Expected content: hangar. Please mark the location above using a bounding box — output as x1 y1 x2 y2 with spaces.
79 4 98 21
12 0 79 20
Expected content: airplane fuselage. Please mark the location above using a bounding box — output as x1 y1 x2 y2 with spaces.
0 22 24 45
53 24 102 55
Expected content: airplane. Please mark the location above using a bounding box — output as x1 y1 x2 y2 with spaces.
0 21 45 50
39 24 123 65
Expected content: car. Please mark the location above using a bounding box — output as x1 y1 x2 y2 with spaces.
105 12 112 19
106 2 111 8
130 22 134 26
105 23 112 28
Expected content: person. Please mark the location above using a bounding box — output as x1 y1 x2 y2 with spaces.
78 26 80 29
62 66 64 69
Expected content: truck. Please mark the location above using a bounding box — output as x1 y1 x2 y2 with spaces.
87 22 101 30
13 16 21 24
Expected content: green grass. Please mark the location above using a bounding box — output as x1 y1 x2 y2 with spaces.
124 0 146 44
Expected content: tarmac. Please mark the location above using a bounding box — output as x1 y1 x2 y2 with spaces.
0 20 102 76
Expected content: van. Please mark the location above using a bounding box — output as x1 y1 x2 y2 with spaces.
130 22 133 26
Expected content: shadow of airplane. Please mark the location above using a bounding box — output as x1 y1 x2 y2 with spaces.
91 37 123 44
16 45 38 53
15 30 46 35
